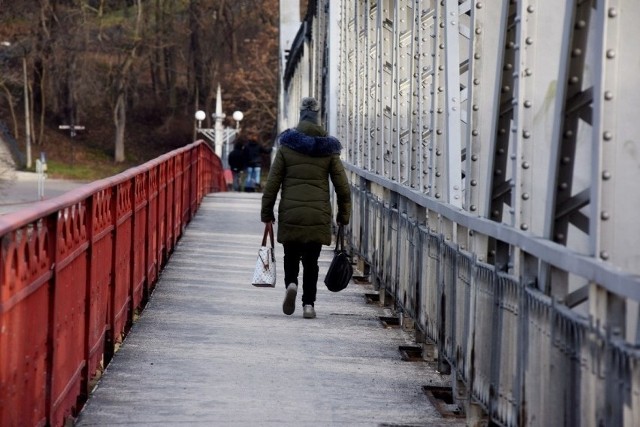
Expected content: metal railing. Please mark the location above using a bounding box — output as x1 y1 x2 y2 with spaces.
0 140 225 427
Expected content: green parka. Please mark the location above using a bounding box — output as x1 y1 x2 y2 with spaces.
261 122 351 245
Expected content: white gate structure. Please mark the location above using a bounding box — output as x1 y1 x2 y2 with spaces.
280 1 640 425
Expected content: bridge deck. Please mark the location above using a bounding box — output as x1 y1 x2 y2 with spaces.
76 192 460 426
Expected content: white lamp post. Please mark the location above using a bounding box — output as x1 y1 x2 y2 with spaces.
232 110 244 132
195 110 206 129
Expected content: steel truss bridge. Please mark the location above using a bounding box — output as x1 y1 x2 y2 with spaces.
281 0 640 425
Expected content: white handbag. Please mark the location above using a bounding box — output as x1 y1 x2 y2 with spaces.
252 222 276 287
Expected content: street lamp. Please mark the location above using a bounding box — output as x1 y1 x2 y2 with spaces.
232 110 244 132
195 110 206 129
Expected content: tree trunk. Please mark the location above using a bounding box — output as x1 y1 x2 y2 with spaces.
114 92 126 163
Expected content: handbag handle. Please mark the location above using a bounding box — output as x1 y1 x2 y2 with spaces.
334 224 345 252
262 222 275 248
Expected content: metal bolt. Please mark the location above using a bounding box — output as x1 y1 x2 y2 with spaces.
608 8 618 18
470 205 477 211
602 171 611 180
601 211 610 220
473 104 479 111
569 76 579 85
472 130 479 136
471 179 477 186
524 100 532 108
572 48 582 57
564 130 574 138
521 223 529 231
561 156 571 164
435 193 441 199
471 154 478 161
436 149 442 156
523 130 531 138
556 233 565 241
492 210 500 218
600 251 609 260
603 131 613 141
525 37 533 45
527 5 534 13
606 49 616 59
604 91 613 100
559 182 568 190
522 161 530 169
576 20 586 29
473 79 480 86
475 28 482 35
476 2 483 8
524 68 532 76
474 53 481 60
522 193 530 200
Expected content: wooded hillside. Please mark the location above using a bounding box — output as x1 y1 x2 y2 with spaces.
0 0 279 170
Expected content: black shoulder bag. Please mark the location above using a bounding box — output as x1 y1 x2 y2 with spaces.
324 225 353 292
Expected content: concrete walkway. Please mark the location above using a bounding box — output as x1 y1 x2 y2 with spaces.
75 192 461 427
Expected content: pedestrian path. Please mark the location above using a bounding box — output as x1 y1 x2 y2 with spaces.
76 192 461 426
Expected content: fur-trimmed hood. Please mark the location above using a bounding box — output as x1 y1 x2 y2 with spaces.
278 129 342 157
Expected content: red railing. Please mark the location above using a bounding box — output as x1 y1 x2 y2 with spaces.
0 141 225 427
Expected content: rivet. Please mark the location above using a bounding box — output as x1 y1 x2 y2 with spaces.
437 108 443 113
436 149 442 156
502 85 511 93
498 148 505 154
606 49 615 59
523 130 531 139
522 161 530 169
576 20 586 29
604 91 613 100
471 154 478 161
439 43 445 49
476 2 483 8
436 129 442 135
435 193 441 199
495 169 502 176
499 128 506 135
601 211 610 220
520 223 529 231
471 179 477 186
608 8 617 18
524 68 532 76
472 130 479 136
451 20 457 26
524 100 532 108
525 37 533 45
473 79 480 86
561 156 571 165
476 28 482 35
559 182 568 190
505 63 513 70
522 193 530 200
470 205 477 211
492 210 500 218
472 104 479 111
474 53 481 60
572 48 582 57
602 171 611 180
603 131 613 141
556 233 565 241
600 251 609 260
569 76 579 84
439 65 444 71
564 130 574 138
507 41 515 49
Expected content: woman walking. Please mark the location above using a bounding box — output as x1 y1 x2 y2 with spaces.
261 97 351 319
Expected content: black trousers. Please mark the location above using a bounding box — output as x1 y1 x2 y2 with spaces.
283 242 322 306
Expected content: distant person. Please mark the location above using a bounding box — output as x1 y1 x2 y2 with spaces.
243 138 271 192
261 97 351 319
228 140 246 192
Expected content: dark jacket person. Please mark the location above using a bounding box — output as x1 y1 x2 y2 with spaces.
261 97 351 319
